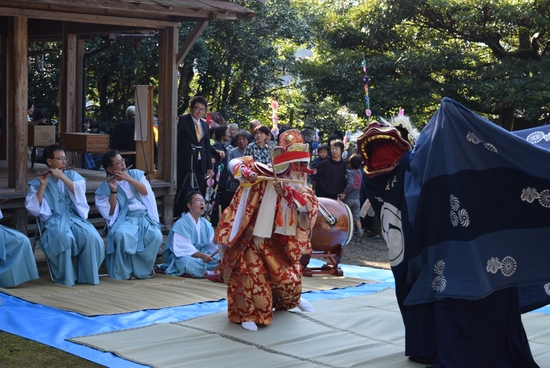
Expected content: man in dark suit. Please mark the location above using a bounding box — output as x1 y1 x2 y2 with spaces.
175 96 213 217
111 106 136 167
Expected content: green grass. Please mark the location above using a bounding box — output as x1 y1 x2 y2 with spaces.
1 261 105 367
2 248 171 367
0 331 104 367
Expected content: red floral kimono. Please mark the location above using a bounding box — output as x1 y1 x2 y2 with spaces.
214 168 318 325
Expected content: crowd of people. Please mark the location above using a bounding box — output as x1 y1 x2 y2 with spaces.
3 94 379 330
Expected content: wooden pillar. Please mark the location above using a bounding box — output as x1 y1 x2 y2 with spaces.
0 23 8 160
58 22 77 134
157 25 179 228
7 16 29 232
7 16 28 190
75 38 85 131
135 85 157 178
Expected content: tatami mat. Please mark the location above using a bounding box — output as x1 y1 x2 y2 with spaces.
3 262 549 368
0 273 371 316
68 289 409 368
69 288 550 368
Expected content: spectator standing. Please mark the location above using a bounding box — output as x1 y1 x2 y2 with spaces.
222 130 250 210
27 97 34 122
243 124 271 165
209 125 230 227
312 141 347 199
225 123 239 150
249 119 261 136
175 96 213 217
111 106 136 167
340 153 364 240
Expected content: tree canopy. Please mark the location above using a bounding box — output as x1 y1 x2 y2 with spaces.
295 0 550 131
28 0 550 142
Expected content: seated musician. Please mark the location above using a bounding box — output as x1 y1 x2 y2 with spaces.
157 191 220 278
25 144 105 286
214 129 318 332
95 150 162 280
0 208 39 287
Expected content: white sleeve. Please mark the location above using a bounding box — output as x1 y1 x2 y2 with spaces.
25 185 52 221
95 194 120 228
139 177 160 222
172 232 199 257
207 232 218 254
68 179 90 219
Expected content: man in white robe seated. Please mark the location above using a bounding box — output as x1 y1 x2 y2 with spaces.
157 191 219 278
0 209 39 288
25 144 105 286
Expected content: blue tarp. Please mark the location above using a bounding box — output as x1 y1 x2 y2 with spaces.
0 260 394 367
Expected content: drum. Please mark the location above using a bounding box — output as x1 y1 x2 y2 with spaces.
310 197 353 251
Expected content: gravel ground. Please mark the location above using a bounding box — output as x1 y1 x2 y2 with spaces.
340 235 391 270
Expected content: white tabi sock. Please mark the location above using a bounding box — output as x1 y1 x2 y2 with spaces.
241 321 258 331
297 297 314 312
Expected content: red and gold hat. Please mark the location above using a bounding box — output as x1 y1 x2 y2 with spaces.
273 129 311 166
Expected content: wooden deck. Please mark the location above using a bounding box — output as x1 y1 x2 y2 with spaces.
0 160 173 235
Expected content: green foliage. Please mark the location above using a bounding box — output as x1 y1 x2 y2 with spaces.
176 0 314 130
27 0 550 139
294 0 550 131
28 42 62 122
85 36 160 136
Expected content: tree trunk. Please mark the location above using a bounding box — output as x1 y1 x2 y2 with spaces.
497 105 515 131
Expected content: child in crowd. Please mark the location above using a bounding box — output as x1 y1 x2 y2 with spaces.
310 144 329 168
311 141 346 199
309 144 329 191
340 153 364 241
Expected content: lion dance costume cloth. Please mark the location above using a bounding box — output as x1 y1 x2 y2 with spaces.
214 130 318 326
358 98 550 367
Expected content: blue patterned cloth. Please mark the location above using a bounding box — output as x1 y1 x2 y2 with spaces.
512 124 550 151
364 98 550 365
403 98 550 310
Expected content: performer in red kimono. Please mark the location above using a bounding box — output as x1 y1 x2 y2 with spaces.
214 129 318 331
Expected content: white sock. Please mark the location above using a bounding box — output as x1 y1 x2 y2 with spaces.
241 321 258 331
297 297 314 312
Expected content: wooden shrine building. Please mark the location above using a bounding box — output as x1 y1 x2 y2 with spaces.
0 0 255 233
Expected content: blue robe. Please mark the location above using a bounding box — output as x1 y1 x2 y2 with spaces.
27 171 105 286
0 213 39 287
159 214 219 278
365 98 548 366
95 170 162 280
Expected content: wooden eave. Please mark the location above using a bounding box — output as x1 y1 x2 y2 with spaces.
0 0 256 23
26 20 157 41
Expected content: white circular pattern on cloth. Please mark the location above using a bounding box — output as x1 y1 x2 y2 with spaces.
449 194 469 228
486 256 517 277
379 202 404 267
500 256 517 277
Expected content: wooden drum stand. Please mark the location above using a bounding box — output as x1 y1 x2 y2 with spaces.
300 197 354 277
